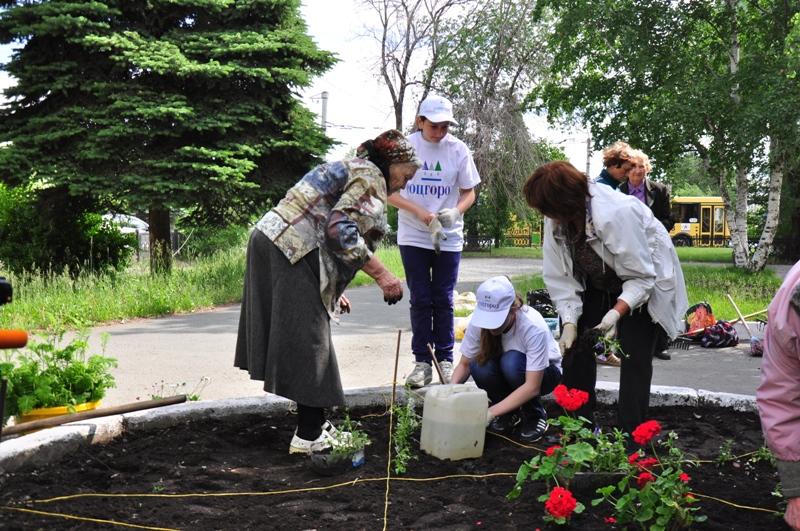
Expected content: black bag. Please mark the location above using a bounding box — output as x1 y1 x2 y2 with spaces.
699 320 739 348
526 289 558 318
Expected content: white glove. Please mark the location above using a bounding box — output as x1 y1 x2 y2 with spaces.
437 208 461 229
559 323 578 355
428 217 447 253
594 309 621 339
486 409 495 427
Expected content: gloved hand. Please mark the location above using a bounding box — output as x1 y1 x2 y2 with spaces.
428 217 447 253
486 408 496 427
559 323 578 355
437 208 461 228
594 309 621 339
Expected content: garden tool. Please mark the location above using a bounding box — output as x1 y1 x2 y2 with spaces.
726 294 763 357
427 343 449 384
668 307 768 350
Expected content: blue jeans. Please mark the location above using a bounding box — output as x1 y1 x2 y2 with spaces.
469 350 562 420
399 245 460 363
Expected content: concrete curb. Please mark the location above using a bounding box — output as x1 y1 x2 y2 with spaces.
0 383 756 474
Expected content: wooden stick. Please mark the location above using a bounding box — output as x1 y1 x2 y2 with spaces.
427 343 447 384
2 395 187 437
726 294 754 339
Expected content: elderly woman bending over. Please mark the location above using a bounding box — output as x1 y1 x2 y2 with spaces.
523 161 687 440
235 130 420 455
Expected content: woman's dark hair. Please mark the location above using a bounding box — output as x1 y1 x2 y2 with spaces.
357 139 391 180
475 295 523 365
523 161 590 231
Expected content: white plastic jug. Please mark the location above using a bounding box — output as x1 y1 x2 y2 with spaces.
420 384 488 460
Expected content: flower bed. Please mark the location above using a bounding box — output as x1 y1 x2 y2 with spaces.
0 402 785 529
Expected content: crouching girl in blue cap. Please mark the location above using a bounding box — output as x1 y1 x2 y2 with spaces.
450 275 562 442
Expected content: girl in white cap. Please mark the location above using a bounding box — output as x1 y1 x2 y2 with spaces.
450 276 562 442
389 94 481 388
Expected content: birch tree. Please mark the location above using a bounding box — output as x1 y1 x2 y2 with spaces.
534 0 799 271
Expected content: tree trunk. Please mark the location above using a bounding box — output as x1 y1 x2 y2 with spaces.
148 206 172 275
749 138 785 272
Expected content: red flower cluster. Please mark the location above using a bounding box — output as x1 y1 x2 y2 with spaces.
604 516 617 524
636 471 655 488
545 445 562 457
553 384 589 412
544 486 578 519
632 420 662 445
679 472 691 483
637 457 659 470
628 452 640 464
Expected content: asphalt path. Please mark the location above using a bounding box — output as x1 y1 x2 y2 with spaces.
90 257 777 408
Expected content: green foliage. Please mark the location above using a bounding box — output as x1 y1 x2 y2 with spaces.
0 331 117 425
0 184 135 276
0 0 336 267
391 392 420 475
716 439 735 466
329 413 370 460
592 432 705 530
175 223 250 259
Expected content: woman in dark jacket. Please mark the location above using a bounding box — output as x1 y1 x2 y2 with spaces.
235 130 420 454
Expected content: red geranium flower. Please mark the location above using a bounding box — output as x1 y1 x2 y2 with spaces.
679 472 691 483
637 457 659 470
544 486 578 519
545 445 562 457
636 471 656 488
553 384 590 412
604 516 617 524
628 452 640 464
632 420 662 445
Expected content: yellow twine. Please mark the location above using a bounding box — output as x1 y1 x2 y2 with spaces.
0 506 178 530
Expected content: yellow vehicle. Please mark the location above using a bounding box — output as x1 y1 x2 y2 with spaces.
669 196 730 247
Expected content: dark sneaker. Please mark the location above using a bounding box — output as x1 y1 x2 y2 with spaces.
519 417 549 443
488 413 519 435
654 350 671 360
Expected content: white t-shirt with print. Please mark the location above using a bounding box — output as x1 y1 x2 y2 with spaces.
459 306 562 372
397 131 481 252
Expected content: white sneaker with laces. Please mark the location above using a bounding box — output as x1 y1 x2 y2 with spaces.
406 361 432 388
438 360 453 384
289 421 352 455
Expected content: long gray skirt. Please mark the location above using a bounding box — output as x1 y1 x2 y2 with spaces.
234 230 345 407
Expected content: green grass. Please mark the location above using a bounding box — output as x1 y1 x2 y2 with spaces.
464 245 731 263
0 243 778 333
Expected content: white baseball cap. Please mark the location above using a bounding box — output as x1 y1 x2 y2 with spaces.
470 276 515 330
418 94 458 125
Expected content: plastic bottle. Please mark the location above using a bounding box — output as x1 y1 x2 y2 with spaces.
420 384 488 460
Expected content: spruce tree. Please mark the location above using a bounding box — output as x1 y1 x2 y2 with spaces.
0 0 335 273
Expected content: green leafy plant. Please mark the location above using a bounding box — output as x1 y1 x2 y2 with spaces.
329 413 370 460
0 330 117 425
391 391 420 474
508 385 704 529
592 431 706 530
716 439 735 466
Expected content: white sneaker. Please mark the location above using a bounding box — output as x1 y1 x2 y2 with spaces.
289 421 351 455
406 361 432 388
438 361 453 384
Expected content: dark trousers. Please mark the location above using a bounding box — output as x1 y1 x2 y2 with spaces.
562 286 666 434
469 350 562 420
399 245 460 362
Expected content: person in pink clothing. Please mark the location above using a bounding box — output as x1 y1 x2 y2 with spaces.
757 259 800 531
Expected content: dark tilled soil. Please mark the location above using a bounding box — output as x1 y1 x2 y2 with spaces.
0 403 789 530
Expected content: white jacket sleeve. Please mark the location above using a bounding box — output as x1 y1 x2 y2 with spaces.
542 218 583 325
593 201 656 311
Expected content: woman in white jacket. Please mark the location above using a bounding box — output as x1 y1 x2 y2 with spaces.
523 161 687 437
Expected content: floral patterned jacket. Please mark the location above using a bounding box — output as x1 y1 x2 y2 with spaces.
256 159 388 318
